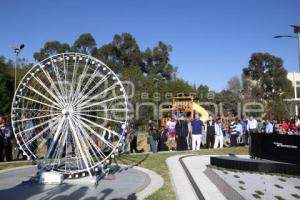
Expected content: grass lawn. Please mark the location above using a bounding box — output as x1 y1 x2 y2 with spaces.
0 133 248 200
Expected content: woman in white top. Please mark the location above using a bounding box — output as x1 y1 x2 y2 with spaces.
214 118 224 149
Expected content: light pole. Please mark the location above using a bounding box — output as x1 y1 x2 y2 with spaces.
274 25 300 116
14 44 25 92
274 25 300 72
153 76 166 127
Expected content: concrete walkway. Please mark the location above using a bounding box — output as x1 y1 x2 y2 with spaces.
167 155 198 200
167 155 227 200
182 155 227 200
0 164 163 200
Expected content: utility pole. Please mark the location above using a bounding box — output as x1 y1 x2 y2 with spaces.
274 25 300 115
14 44 25 92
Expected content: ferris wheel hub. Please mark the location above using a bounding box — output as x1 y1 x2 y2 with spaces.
62 106 74 116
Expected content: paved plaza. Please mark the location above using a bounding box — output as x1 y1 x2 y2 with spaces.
167 154 300 200
0 165 163 200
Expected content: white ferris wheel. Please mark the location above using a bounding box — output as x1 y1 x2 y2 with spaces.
11 52 128 180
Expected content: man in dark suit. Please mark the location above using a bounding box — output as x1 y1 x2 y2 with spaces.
175 115 188 151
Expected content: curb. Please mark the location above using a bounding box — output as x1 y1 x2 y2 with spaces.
132 165 164 200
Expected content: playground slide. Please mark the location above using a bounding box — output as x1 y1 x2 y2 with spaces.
192 102 209 122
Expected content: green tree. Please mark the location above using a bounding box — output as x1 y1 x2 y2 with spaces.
227 76 242 95
0 57 31 113
197 84 209 100
142 42 176 80
243 53 292 99
0 57 14 113
72 33 97 55
33 41 70 61
243 52 293 118
214 90 240 116
96 33 142 72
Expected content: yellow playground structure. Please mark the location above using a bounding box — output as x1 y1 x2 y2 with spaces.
160 93 209 126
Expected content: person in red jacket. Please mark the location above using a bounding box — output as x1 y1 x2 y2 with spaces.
280 120 289 134
289 119 298 134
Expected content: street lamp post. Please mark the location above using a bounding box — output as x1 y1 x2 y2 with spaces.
274 25 300 72
14 44 25 92
153 78 160 127
274 25 300 116
153 76 166 128
292 25 300 73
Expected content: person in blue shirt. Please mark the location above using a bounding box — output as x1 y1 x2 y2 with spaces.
191 113 204 150
241 120 247 145
265 120 274 134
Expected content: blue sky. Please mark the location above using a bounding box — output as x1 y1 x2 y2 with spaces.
0 0 299 91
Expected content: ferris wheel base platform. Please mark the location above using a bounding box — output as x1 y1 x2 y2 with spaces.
39 171 64 184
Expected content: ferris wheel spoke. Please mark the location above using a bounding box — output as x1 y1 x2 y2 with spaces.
73 116 109 159
73 73 110 107
74 143 85 171
44 116 66 160
68 57 79 104
31 75 65 107
76 117 115 151
16 95 61 110
68 117 94 177
15 115 62 135
35 120 61 150
78 112 125 124
78 115 122 139
75 108 128 113
24 85 62 108
77 83 117 108
73 116 105 161
78 95 125 110
62 56 70 103
12 107 60 113
74 121 103 163
22 116 61 147
51 58 67 101
73 64 101 106
50 125 69 169
19 140 37 159
40 65 66 104
14 113 60 123
64 130 84 171
71 119 96 167
70 58 91 104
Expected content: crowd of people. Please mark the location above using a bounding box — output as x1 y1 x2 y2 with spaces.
146 114 300 153
2 110 300 161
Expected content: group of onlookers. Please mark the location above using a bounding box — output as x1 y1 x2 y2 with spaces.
3 110 300 161
147 114 226 153
270 117 300 135
146 114 300 153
